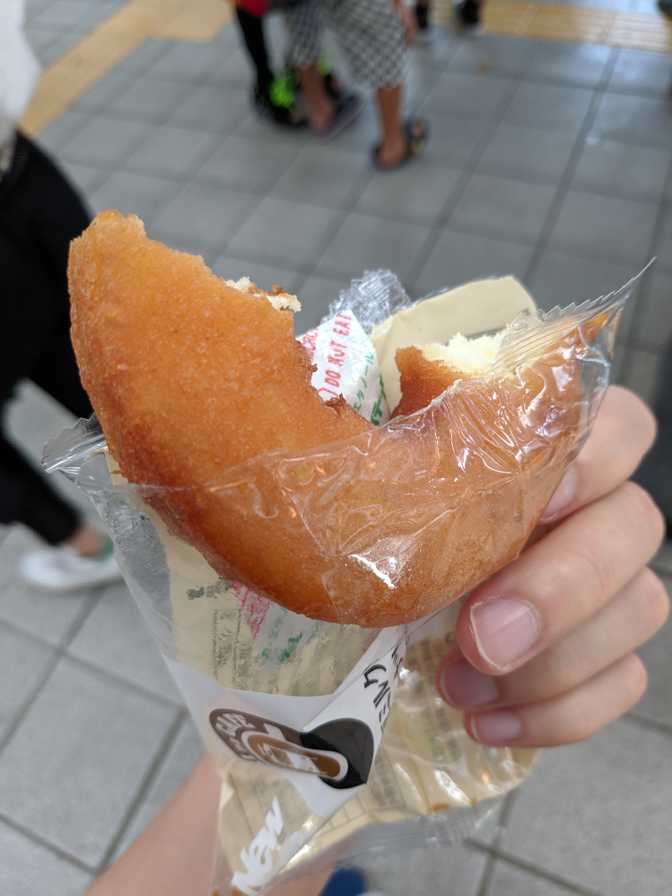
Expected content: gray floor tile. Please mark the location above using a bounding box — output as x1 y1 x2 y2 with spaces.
608 48 672 95
0 576 94 649
528 248 646 311
68 583 181 704
0 658 177 867
316 212 431 282
634 271 672 349
33 0 110 30
144 41 230 83
423 71 514 121
151 180 259 252
273 146 369 211
60 160 108 195
0 821 91 896
91 171 180 224
148 230 217 264
654 540 672 575
113 39 172 75
212 256 304 296
633 580 672 728
526 41 612 87
108 77 193 123
115 717 203 856
504 82 594 134
207 47 250 88
229 197 343 269
501 720 672 894
477 122 576 183
450 174 556 243
73 68 133 112
413 229 535 298
571 137 670 202
61 115 150 167
448 34 538 75
591 92 672 148
355 160 462 224
620 347 664 405
549 191 659 264
197 136 299 193
39 31 84 66
25 25 61 58
360 840 487 895
125 126 219 178
167 83 249 134
486 859 581 895
0 624 55 740
38 110 90 152
423 113 492 167
405 54 445 109
654 205 672 272
235 108 318 148
295 274 347 333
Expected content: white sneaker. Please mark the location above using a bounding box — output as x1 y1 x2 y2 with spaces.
19 544 121 592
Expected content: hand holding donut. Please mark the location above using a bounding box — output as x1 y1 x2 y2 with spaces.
437 386 669 747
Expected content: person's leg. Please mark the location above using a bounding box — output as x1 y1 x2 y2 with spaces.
0 424 81 545
330 0 427 167
285 0 344 132
235 4 275 91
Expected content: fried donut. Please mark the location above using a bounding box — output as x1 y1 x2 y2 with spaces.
69 212 595 626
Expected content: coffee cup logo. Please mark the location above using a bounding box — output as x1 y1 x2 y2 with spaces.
210 709 374 790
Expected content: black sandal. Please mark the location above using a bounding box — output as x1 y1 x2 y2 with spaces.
371 117 429 171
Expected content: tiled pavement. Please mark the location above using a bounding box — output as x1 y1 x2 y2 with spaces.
2 2 672 893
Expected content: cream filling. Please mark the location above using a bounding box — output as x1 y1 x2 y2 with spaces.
226 276 301 313
420 331 504 375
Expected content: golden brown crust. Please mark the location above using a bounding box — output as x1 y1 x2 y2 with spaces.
69 212 589 626
393 347 463 417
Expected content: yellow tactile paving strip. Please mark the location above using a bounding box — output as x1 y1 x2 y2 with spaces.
436 0 672 52
22 0 671 136
21 0 231 135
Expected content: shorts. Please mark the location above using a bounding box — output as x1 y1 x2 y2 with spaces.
285 0 405 88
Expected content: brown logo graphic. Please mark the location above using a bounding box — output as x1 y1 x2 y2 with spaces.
210 709 373 790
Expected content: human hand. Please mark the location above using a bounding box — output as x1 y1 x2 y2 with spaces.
436 386 668 747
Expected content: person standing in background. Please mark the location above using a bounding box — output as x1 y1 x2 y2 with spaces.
1 0 120 591
284 0 429 168
414 0 484 36
233 0 345 128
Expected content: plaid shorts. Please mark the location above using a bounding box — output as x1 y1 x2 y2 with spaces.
284 0 405 88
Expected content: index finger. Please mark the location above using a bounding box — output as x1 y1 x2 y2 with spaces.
540 385 657 523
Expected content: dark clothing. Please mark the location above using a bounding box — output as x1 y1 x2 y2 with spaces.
0 131 91 543
235 5 275 91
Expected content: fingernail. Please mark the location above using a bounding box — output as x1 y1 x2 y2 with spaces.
470 711 522 745
439 659 498 708
540 465 578 522
470 599 540 671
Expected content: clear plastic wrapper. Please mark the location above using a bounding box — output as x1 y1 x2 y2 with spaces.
45 269 635 895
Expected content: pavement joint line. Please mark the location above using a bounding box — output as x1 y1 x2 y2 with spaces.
624 711 672 739
467 839 602 895
95 707 187 873
0 810 97 877
618 128 672 381
62 650 184 711
475 841 499 896
408 71 526 289
0 587 104 760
